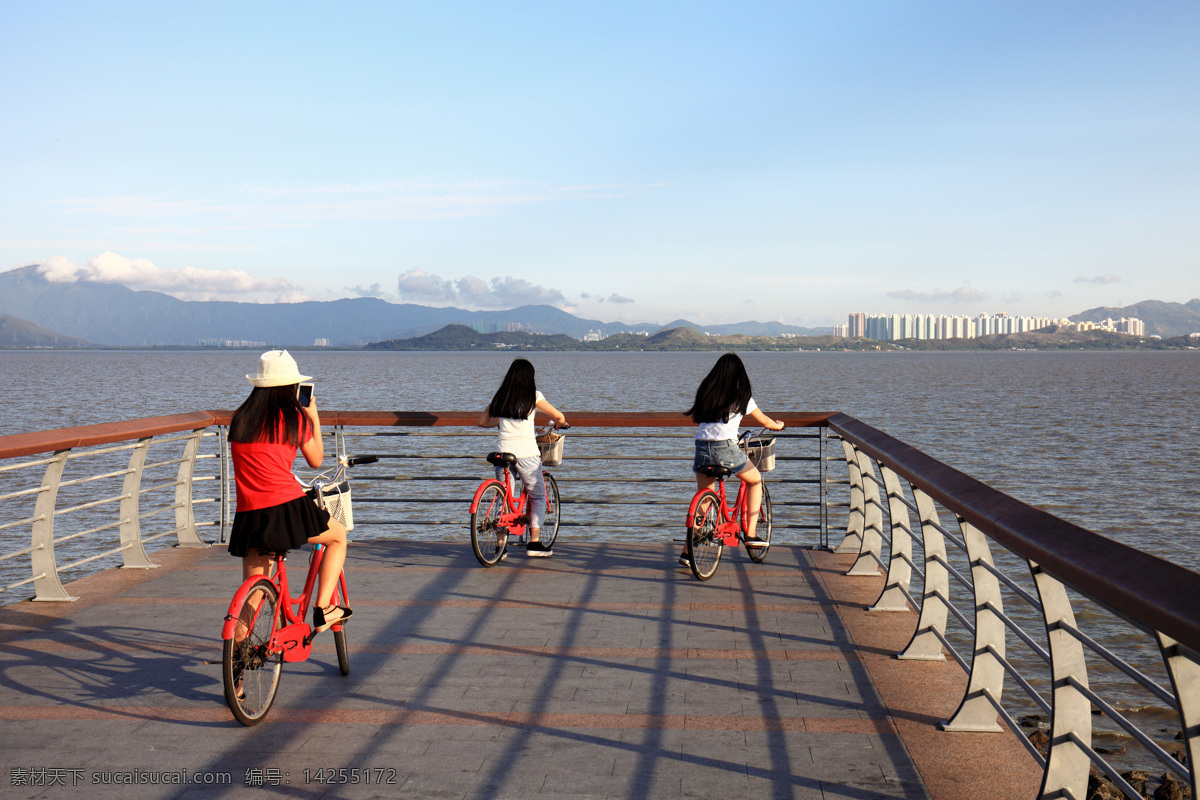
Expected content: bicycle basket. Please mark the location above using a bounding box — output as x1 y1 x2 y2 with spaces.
307 480 355 531
536 430 565 467
740 436 776 472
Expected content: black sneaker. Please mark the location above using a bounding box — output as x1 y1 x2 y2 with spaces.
526 541 553 557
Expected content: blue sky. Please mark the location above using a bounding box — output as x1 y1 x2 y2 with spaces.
2 2 1198 327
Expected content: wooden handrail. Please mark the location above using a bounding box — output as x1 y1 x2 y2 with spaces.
0 410 836 460
0 412 219 460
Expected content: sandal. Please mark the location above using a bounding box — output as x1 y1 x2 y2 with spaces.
313 604 353 633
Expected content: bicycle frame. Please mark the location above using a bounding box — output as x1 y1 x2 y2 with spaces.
220 544 347 663
690 477 752 548
468 465 553 540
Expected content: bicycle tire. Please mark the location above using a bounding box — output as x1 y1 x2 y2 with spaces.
687 490 723 581
470 482 509 567
746 483 772 563
334 572 350 675
539 472 560 548
223 578 283 726
334 627 350 676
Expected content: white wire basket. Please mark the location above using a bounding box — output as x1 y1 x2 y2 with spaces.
309 480 355 531
536 430 565 467
740 436 776 472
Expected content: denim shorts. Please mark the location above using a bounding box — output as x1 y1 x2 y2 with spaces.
693 439 748 474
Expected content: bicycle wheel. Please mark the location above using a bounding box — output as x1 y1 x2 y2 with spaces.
539 472 561 548
223 579 283 726
746 483 772 563
470 482 509 567
334 627 350 676
687 490 723 581
334 572 350 676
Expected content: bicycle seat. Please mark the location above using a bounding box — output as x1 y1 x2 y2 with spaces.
696 464 736 479
486 452 518 467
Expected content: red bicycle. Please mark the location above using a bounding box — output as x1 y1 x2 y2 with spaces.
220 454 376 725
685 431 774 581
468 426 565 567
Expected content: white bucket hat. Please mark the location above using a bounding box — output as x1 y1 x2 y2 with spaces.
246 350 312 387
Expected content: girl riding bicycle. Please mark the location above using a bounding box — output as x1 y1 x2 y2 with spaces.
477 358 568 557
682 353 785 566
227 350 351 633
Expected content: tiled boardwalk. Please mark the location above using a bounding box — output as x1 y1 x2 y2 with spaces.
0 541 1039 800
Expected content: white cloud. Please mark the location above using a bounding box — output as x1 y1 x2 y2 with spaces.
346 282 388 298
36 252 301 301
397 269 459 303
607 293 634 304
396 269 567 309
886 282 991 303
1074 274 1121 284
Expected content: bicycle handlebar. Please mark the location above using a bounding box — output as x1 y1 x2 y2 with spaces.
303 454 378 489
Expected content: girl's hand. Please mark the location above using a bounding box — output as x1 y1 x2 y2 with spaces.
303 397 320 425
769 419 785 432
555 418 570 430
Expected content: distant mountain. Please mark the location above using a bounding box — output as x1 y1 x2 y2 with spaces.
658 319 833 337
0 264 836 347
368 324 861 352
0 265 660 346
0 315 90 347
1070 299 1200 338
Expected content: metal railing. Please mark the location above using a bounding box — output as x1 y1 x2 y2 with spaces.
318 411 832 541
0 412 222 601
828 412 1199 800
1 408 1197 800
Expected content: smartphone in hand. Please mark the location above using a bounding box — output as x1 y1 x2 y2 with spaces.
298 383 314 408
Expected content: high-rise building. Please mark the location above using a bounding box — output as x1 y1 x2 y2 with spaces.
848 312 866 338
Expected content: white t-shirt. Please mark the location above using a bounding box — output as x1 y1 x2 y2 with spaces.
496 391 544 459
695 397 758 442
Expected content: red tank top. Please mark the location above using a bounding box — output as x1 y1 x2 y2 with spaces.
230 416 313 512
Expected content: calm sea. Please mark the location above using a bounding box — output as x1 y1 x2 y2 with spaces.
2 348 1197 567
2 348 1198 758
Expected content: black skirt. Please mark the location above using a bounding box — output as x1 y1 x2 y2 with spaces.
227 494 332 558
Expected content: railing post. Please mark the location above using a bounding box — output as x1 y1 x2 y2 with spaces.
941 517 1005 732
1158 633 1200 797
871 465 912 611
835 440 866 555
819 427 829 549
30 450 76 602
174 431 205 547
846 448 883 576
218 426 229 544
1032 562 1091 799
118 438 155 569
898 487 948 661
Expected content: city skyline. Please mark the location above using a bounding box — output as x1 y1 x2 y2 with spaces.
842 310 1146 341
3 3 1199 327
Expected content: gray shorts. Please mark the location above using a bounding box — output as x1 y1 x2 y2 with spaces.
495 456 546 529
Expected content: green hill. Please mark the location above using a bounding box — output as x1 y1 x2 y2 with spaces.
365 324 581 351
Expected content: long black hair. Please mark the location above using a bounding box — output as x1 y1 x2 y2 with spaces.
488 359 537 420
685 353 752 424
229 385 306 446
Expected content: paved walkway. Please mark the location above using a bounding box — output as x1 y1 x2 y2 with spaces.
0 541 1038 800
